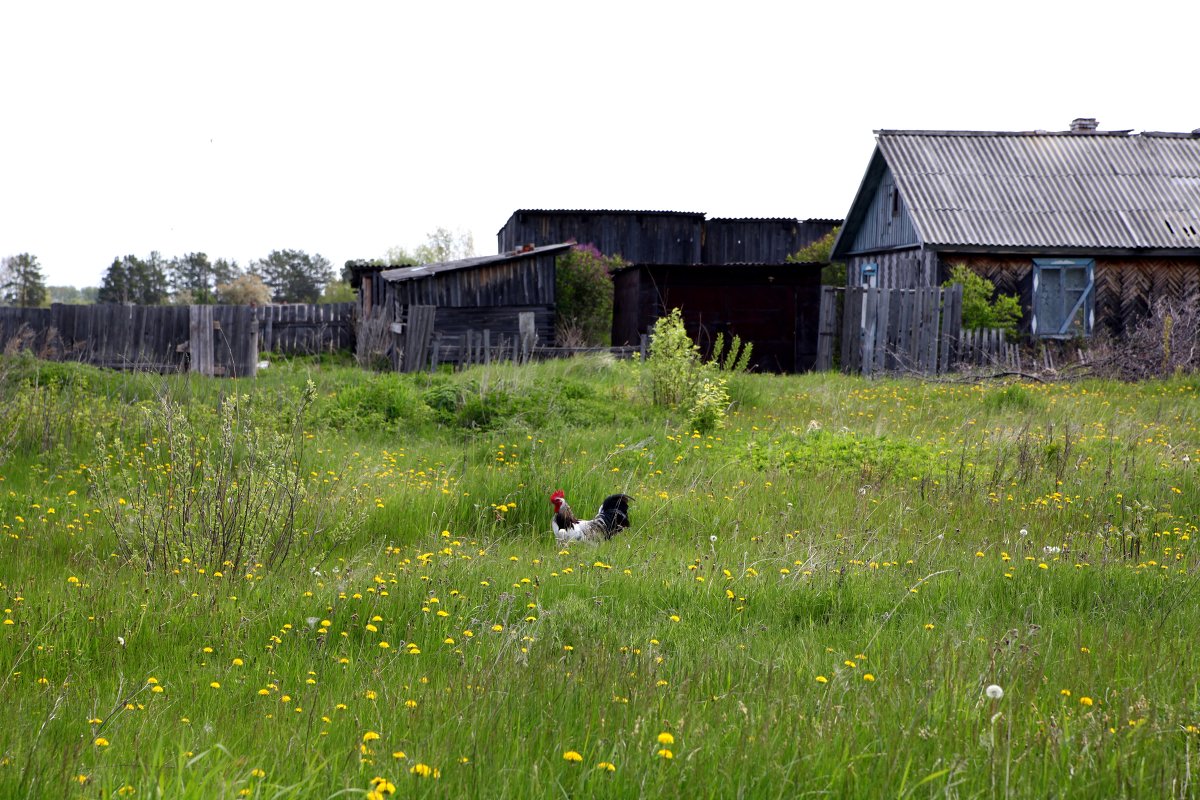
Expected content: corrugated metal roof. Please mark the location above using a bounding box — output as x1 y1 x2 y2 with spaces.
379 242 574 283
877 130 1200 250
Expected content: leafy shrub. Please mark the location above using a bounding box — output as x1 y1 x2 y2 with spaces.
640 308 745 432
943 264 1022 337
689 376 730 434
555 245 624 346
645 308 702 408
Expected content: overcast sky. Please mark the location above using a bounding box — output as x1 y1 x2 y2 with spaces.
2 1 1197 288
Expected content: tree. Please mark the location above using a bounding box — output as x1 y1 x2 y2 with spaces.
216 273 272 305
167 253 239 304
97 253 169 305
1 253 48 307
383 246 419 266
555 244 623 346
787 227 845 286
320 281 356 303
48 286 85 304
252 250 334 303
415 227 474 264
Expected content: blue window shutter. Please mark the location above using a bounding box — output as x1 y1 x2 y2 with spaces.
1033 258 1094 337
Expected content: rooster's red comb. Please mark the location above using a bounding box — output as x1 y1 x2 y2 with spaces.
550 489 565 503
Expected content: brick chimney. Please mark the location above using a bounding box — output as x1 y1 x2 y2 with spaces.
1070 117 1099 133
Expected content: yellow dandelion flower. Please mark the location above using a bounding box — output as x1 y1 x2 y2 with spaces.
94 737 110 747
596 761 616 771
656 748 673 759
1080 696 1094 707
562 750 583 763
362 731 380 742
815 675 828 683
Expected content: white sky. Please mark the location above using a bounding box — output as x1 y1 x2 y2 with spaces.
2 1 1197 288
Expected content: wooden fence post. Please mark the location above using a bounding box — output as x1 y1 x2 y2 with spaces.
189 305 215 376
518 312 536 364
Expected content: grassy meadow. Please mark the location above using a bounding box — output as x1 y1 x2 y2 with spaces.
1 351 1198 798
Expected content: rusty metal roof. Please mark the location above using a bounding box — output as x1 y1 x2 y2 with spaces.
876 130 1200 250
378 242 574 283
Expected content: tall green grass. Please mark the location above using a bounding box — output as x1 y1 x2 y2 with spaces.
0 353 1198 797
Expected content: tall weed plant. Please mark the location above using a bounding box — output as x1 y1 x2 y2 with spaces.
90 379 364 573
642 308 747 432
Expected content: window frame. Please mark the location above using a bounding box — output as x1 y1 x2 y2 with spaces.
1031 258 1095 338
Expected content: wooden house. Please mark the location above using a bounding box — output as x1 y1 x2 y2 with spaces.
831 120 1200 337
347 243 571 370
611 262 824 373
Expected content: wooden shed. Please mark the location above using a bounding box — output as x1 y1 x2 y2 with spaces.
612 262 824 373
348 243 571 370
832 120 1200 337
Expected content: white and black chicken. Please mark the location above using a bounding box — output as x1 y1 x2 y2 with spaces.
550 490 631 544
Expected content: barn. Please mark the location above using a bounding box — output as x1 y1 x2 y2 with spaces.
347 243 571 370
612 261 824 373
498 209 704 264
831 120 1200 337
498 209 839 372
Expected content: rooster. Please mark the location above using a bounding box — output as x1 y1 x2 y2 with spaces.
550 490 631 544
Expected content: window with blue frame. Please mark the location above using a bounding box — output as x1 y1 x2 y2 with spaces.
1032 258 1094 337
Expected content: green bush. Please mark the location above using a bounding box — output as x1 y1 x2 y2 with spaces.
943 264 1022 337
555 244 624 346
641 308 736 432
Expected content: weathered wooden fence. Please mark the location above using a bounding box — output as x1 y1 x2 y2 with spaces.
958 327 1020 370
258 302 354 354
817 286 1025 375
817 286 962 376
391 307 543 371
0 302 354 377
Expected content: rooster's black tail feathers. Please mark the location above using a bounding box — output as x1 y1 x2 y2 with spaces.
597 494 632 539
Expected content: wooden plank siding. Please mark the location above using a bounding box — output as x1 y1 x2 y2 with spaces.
943 254 1200 337
360 249 561 370
845 168 922 254
498 211 703 264
701 219 838 264
611 263 823 373
386 257 556 308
